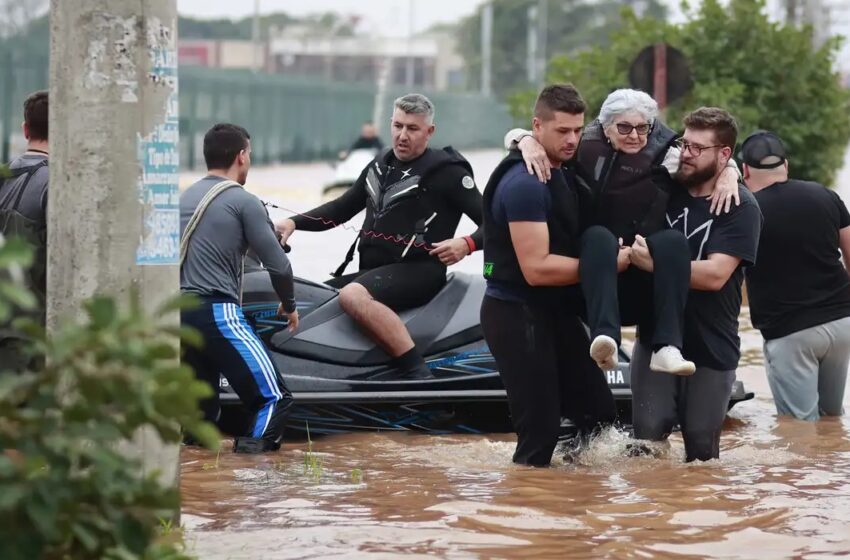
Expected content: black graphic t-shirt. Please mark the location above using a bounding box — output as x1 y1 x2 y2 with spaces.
666 185 763 370
746 180 850 340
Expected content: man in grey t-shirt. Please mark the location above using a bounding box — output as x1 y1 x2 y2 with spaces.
181 123 298 454
0 90 49 373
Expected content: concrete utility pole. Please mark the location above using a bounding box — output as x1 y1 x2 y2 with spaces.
49 0 181 486
480 1 493 97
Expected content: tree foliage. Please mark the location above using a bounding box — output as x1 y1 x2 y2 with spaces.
514 0 850 186
0 238 218 560
455 0 667 98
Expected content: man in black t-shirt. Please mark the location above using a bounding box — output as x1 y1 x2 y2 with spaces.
742 131 850 421
481 84 616 466
629 107 763 462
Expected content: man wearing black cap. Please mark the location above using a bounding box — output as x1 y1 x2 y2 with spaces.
742 131 850 421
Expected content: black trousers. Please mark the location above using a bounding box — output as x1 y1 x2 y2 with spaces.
182 299 293 445
580 225 690 348
631 341 736 462
481 294 617 466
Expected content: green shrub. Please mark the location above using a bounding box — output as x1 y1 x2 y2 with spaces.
510 0 850 186
0 236 219 560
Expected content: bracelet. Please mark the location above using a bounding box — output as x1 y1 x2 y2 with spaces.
463 236 476 253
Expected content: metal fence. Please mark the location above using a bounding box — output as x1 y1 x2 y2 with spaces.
1 43 512 167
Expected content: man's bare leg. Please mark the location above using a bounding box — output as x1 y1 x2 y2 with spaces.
339 283 413 355
338 283 431 378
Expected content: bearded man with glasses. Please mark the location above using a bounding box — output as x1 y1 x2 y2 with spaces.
505 89 740 377
628 107 763 461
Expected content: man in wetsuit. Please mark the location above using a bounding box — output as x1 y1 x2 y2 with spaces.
276 94 483 379
481 84 617 466
181 123 299 454
0 90 49 373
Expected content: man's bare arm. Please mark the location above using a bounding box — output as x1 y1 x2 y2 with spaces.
509 221 580 286
690 253 742 291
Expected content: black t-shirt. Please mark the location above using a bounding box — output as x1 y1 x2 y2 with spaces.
485 162 553 302
746 180 850 339
666 185 762 370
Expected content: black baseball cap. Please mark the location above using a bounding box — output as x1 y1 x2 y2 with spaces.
741 130 787 169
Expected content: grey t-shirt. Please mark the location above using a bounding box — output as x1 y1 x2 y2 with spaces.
0 153 49 222
180 175 296 312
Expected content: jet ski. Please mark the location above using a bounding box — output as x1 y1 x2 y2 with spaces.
217 265 755 436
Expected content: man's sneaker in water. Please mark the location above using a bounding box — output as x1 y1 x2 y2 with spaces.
649 345 696 376
589 335 618 371
234 437 281 454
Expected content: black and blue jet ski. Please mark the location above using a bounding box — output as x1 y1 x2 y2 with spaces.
219 264 754 436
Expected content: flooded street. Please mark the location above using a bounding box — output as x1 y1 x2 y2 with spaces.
179 145 850 559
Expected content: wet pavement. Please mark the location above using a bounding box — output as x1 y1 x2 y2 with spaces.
179 145 850 559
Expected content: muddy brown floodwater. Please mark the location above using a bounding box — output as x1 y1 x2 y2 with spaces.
180 147 850 559
181 312 850 560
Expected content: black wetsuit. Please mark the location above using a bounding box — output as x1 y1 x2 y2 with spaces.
291 147 483 310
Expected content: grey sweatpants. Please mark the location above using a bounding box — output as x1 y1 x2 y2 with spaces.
631 341 736 462
763 316 850 421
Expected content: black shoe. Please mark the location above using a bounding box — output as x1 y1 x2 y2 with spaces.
398 362 434 380
626 442 656 457
234 437 280 454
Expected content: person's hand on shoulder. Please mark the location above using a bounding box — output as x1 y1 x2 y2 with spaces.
708 166 741 216
518 135 551 183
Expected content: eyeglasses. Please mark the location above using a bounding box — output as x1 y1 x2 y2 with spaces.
675 138 725 157
615 122 652 136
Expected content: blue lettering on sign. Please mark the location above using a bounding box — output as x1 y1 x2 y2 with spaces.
136 46 179 265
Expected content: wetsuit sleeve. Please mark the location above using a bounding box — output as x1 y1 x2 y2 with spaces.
439 164 484 249
242 194 296 312
290 166 368 231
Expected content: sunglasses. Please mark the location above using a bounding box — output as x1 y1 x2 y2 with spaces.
615 122 652 136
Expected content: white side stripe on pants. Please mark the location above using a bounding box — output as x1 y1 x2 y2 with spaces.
222 303 281 436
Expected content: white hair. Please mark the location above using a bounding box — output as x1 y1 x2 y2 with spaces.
597 89 659 128
393 93 435 124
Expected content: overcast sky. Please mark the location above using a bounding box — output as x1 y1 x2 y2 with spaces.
176 0 489 37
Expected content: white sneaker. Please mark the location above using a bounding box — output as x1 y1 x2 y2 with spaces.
650 345 696 376
590 335 618 371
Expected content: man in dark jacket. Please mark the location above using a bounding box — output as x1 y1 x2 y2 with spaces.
0 90 49 373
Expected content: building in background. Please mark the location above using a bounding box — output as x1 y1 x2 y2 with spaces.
178 27 466 92
178 39 271 71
